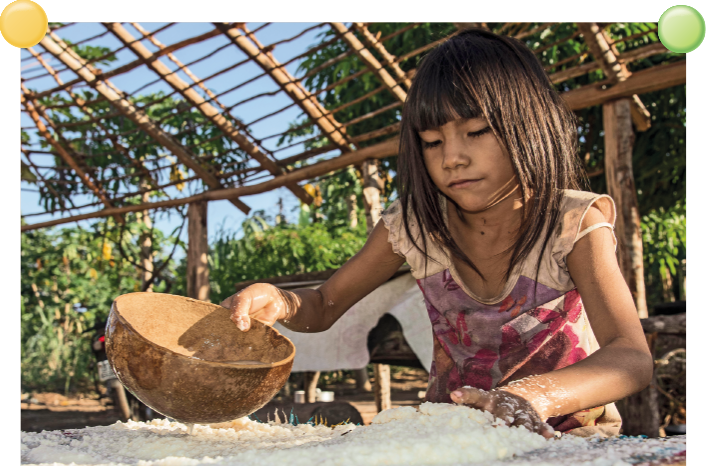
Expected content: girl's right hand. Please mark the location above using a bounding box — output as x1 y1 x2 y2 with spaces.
220 283 292 332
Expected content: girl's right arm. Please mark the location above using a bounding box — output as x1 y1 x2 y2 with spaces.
221 219 406 333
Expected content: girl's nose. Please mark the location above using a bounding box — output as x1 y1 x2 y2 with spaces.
441 139 470 170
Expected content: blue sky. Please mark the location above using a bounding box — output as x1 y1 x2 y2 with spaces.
21 22 336 248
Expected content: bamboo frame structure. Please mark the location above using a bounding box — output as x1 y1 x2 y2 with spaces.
21 22 684 232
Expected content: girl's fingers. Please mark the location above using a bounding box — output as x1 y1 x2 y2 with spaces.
229 291 253 332
450 388 491 410
538 422 556 439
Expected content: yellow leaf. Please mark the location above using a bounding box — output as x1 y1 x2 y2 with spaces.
89 268 98 280
134 282 140 292
102 242 112 261
303 183 317 198
170 165 186 191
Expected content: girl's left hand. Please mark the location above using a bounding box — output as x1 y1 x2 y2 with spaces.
450 387 555 439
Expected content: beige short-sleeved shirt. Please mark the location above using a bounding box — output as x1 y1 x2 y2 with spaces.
381 189 623 437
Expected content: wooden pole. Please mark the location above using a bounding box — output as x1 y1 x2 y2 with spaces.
373 362 392 412
140 186 154 292
603 99 648 318
362 160 384 235
561 60 684 111
577 23 651 131
360 157 391 409
187 201 210 302
303 371 320 403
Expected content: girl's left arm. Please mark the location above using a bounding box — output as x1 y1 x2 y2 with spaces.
451 205 653 435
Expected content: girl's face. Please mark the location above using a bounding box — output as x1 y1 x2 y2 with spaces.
419 117 518 213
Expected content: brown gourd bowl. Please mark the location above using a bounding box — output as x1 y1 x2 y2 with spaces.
105 292 295 424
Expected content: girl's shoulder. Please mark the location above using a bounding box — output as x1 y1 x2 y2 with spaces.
380 199 447 279
534 189 617 289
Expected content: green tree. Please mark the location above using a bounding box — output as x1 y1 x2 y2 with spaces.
21 216 181 393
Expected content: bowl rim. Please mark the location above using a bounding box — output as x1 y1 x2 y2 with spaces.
110 292 296 369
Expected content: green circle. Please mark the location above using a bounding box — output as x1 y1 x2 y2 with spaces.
659 5 705 53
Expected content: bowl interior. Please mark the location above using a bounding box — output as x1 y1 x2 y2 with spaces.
114 293 293 365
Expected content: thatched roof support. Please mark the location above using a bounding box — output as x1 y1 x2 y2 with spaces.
213 23 354 153
354 23 412 90
30 27 228 101
561 60 684 111
27 47 159 191
21 87 124 223
329 22 407 103
21 137 400 232
577 23 651 131
104 22 312 206
39 32 252 214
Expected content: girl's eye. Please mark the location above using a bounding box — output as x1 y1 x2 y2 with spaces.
422 140 441 149
468 126 492 138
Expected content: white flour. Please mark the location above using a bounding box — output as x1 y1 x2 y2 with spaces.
21 403 686 466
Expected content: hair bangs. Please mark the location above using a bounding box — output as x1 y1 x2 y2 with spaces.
405 53 482 134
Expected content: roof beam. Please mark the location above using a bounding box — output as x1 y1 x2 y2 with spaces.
214 23 354 153
561 60 685 111
21 86 124 223
103 22 312 205
27 46 161 192
30 27 227 101
22 137 400 232
20 54 686 233
353 23 412 90
39 31 251 214
577 23 651 131
329 23 407 103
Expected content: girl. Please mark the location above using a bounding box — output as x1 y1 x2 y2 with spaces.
221 28 653 438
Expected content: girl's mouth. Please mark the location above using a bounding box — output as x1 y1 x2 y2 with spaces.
448 179 482 189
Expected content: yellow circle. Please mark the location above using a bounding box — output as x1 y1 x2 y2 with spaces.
0 0 48 48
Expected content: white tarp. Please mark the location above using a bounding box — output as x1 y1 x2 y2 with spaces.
273 273 433 372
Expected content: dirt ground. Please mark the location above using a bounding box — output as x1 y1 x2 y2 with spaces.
21 368 429 432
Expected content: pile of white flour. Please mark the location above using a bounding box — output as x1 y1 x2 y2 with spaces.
21 402 686 466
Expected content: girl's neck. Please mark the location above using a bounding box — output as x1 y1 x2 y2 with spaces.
448 185 525 239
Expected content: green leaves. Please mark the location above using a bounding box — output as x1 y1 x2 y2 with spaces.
203 212 367 304
21 215 181 393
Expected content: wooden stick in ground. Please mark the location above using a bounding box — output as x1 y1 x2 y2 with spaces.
374 363 392 412
38 32 252 215
103 22 311 206
187 201 210 302
139 184 154 293
603 98 648 318
304 371 320 403
577 22 651 131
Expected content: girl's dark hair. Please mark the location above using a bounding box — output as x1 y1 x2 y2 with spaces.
398 28 587 283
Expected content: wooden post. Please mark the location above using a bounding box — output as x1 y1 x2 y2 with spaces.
304 371 320 403
187 201 210 301
603 99 648 318
346 193 358 229
361 159 391 408
373 363 392 412
354 367 372 393
140 188 154 292
362 160 384 235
